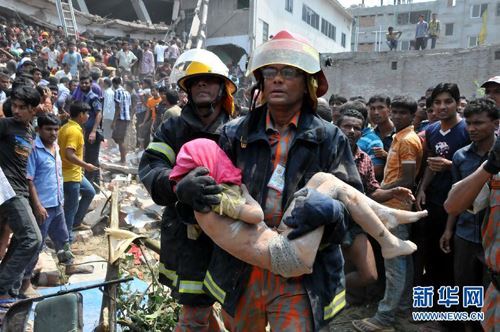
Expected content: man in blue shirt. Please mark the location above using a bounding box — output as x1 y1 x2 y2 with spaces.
369 95 395 182
415 15 428 50
439 98 497 332
415 83 470 294
25 114 93 295
72 72 102 191
62 41 83 79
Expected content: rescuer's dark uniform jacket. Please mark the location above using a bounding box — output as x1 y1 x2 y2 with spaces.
138 104 230 306
201 105 363 330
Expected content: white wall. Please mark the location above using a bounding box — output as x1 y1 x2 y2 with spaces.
254 0 352 53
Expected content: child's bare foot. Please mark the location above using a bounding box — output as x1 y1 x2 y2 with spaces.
381 238 417 259
374 208 428 230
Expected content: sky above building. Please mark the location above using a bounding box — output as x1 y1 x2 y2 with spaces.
338 0 431 8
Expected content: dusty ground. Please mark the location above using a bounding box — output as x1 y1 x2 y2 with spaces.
329 303 425 332
71 232 109 258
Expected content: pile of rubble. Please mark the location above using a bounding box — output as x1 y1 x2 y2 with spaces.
35 146 162 288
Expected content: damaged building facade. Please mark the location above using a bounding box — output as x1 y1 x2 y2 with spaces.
0 0 171 40
0 0 353 70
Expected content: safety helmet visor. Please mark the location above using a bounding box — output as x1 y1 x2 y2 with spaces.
246 39 321 77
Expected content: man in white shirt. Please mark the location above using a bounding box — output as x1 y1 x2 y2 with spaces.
55 63 72 82
102 78 115 140
46 43 60 70
166 39 180 65
154 40 168 68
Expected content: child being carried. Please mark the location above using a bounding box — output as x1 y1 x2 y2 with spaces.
169 138 427 277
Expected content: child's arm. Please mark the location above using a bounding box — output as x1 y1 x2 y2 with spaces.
237 184 264 224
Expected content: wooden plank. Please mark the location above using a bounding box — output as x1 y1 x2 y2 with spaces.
96 184 120 332
100 162 138 175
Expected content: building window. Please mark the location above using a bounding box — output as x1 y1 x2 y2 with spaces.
471 4 488 18
410 10 430 24
497 3 500 16
262 21 269 42
445 23 454 36
468 36 478 47
398 11 431 25
447 0 456 7
302 4 320 29
359 15 376 27
321 18 336 41
237 0 249 9
397 12 410 25
285 0 293 13
341 33 346 48
391 61 398 70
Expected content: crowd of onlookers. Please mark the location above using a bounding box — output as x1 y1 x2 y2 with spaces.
0 15 248 305
386 12 442 51
320 77 499 331
0 15 499 332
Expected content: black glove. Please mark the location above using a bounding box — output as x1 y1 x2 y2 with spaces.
284 188 345 240
175 167 223 213
484 136 500 175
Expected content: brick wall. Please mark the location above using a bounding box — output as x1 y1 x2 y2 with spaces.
322 45 500 100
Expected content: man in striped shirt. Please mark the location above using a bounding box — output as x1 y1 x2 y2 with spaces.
111 77 132 164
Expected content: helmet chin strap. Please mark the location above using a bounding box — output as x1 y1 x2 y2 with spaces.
188 83 225 118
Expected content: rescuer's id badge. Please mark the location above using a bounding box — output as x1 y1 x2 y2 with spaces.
268 164 285 193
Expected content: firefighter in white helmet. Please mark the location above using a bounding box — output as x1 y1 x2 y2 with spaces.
139 48 236 330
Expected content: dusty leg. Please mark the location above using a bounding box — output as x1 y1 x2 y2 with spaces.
308 173 427 229
310 173 418 259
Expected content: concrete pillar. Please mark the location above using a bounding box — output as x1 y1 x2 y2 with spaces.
172 0 180 21
73 0 89 14
130 0 152 25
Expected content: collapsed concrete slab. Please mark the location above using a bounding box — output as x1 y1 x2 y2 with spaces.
1 0 170 40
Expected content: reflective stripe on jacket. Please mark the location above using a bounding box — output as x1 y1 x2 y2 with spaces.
138 104 230 306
